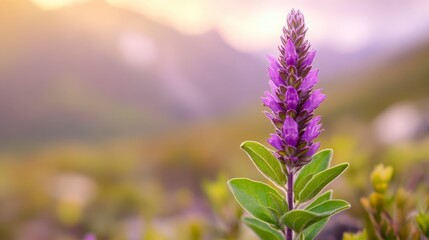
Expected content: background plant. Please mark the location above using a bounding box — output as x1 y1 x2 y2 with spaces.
203 174 243 239
343 164 429 240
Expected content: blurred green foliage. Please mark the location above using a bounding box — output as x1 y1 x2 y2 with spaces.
343 230 367 240
416 212 429 238
344 164 429 240
1 127 428 239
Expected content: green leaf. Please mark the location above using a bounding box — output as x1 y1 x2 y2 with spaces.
299 163 349 203
243 217 284 240
281 200 350 232
241 141 287 186
296 232 305 240
303 218 328 240
280 210 324 233
295 149 333 197
228 178 285 224
307 199 350 215
416 213 429 237
301 190 333 239
295 174 313 199
305 190 333 210
268 192 288 213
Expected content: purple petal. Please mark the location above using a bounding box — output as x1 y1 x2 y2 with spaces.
264 111 275 120
302 89 326 112
269 79 277 94
268 68 282 87
268 134 283 151
267 55 283 87
302 116 322 142
283 116 298 147
300 69 319 92
303 50 316 66
265 111 283 128
267 55 280 71
307 142 321 156
285 86 299 110
261 91 281 112
285 39 297 66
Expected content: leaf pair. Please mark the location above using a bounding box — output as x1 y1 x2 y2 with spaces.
229 180 350 240
295 149 349 203
280 190 350 239
281 199 350 232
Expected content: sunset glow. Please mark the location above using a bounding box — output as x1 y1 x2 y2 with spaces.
30 0 89 10
30 0 429 52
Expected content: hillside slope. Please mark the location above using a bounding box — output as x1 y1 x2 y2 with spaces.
0 0 266 141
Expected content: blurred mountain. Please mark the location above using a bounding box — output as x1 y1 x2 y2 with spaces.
1 0 428 144
321 39 429 123
0 0 267 142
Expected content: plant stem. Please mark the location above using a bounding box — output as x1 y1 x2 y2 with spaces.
286 171 294 240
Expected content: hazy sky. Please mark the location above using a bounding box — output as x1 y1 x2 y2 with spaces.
31 0 429 53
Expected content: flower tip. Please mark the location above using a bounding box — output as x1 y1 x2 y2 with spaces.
287 8 305 25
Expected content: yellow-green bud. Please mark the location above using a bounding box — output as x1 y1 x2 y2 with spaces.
370 164 393 193
369 192 384 210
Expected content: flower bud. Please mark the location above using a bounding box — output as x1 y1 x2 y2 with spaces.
370 164 393 193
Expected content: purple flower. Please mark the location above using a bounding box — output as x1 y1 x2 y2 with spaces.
261 91 281 112
283 116 299 147
307 142 321 156
265 111 283 128
300 69 319 92
262 9 325 167
267 55 283 87
303 89 326 113
285 87 299 110
302 116 322 142
285 39 298 66
268 134 283 150
303 50 316 66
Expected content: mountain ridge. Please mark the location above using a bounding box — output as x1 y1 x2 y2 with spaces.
0 0 267 142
